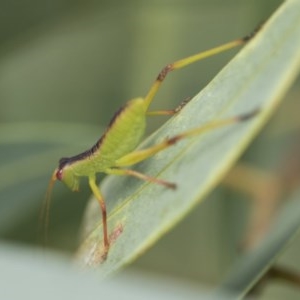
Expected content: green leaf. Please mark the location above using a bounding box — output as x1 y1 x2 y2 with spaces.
215 188 300 298
0 244 221 300
77 0 300 278
0 122 103 190
0 122 103 232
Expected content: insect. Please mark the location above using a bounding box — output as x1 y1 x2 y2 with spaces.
44 26 261 257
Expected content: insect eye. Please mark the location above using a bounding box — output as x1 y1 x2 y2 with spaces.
56 169 63 180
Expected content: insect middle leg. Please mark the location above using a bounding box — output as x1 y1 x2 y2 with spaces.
106 168 176 189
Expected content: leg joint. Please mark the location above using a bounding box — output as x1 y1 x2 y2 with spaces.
167 135 181 145
157 64 173 81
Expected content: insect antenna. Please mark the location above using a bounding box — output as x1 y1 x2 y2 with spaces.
39 170 57 246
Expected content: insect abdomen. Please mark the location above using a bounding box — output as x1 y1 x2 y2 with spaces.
94 97 146 166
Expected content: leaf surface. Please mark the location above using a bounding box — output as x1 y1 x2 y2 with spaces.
77 0 300 278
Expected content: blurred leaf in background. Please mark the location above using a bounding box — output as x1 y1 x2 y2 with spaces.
2 0 300 299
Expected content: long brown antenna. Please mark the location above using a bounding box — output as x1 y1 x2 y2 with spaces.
39 170 57 246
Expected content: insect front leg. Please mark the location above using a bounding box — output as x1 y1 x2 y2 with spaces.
88 176 109 254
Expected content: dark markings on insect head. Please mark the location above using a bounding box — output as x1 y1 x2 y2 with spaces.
58 148 93 170
57 104 128 170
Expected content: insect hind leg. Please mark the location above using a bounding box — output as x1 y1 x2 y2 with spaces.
143 25 261 111
114 109 260 167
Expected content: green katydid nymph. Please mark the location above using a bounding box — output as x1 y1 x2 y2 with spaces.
45 26 261 258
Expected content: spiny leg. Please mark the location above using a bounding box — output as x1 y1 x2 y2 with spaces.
88 176 109 251
106 168 176 189
147 97 191 116
115 109 259 167
143 26 261 111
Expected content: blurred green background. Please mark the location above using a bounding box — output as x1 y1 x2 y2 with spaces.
2 0 300 298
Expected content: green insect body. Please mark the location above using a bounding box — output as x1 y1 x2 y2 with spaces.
94 98 147 168
56 98 146 191
45 26 261 258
